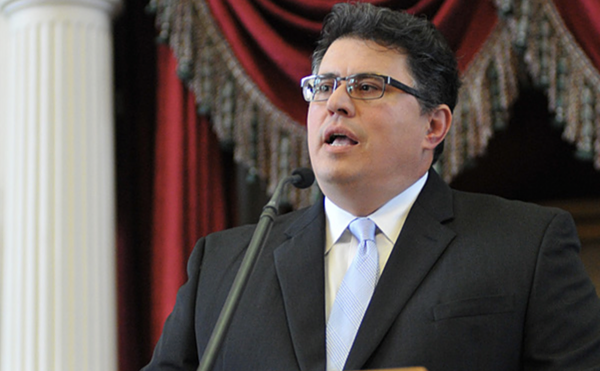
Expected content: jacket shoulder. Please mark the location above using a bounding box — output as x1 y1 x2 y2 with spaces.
451 189 569 220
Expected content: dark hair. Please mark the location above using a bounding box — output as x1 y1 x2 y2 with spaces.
312 3 461 162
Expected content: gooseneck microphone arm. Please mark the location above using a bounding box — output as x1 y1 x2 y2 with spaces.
197 168 315 371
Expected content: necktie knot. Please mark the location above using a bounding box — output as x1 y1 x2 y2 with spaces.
349 217 376 243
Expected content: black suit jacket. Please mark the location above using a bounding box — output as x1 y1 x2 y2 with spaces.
143 170 600 371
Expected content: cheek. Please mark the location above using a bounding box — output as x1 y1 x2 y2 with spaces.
307 103 322 122
372 113 427 155
307 105 324 141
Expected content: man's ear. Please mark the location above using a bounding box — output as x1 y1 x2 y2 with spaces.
423 104 452 150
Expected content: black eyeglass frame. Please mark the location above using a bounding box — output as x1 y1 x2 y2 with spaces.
300 73 427 102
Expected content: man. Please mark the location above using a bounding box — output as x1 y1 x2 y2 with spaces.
143 3 600 371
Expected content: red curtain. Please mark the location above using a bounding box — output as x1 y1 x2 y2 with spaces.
554 0 600 68
149 45 228 345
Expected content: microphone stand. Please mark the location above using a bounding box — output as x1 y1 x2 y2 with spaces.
197 170 312 371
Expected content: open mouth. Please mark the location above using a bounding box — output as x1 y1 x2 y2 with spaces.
326 133 359 146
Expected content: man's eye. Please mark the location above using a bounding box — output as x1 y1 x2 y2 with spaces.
358 83 377 91
316 82 334 92
357 80 382 92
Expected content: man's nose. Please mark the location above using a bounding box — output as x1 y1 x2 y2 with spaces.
326 81 355 116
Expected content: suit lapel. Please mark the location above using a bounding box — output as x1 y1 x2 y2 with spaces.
274 201 328 371
345 170 456 370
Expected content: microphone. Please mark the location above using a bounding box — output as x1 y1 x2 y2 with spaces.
290 167 315 189
197 168 314 371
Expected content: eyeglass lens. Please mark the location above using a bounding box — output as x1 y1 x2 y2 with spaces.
303 74 386 102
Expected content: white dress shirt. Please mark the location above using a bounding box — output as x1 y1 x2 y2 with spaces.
324 173 428 320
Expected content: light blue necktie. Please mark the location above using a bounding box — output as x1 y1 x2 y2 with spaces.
327 217 380 371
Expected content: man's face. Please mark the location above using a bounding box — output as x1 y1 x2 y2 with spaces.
307 37 436 208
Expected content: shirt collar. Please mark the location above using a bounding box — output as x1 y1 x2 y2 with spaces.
324 172 428 254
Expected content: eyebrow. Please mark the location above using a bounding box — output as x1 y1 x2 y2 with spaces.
314 72 337 78
315 72 382 77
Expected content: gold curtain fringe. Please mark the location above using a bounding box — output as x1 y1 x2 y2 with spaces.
436 22 520 182
153 0 319 208
438 0 600 179
193 0 318 208
521 0 600 169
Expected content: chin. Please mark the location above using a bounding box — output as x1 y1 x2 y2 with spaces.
314 166 361 189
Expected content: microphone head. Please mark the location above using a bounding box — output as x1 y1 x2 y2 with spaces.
291 168 315 189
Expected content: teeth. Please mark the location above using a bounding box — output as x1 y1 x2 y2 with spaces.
327 133 357 146
327 133 345 144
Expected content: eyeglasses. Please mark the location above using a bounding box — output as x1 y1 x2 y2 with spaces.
300 73 426 102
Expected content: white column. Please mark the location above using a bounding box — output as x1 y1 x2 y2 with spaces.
0 13 7 367
0 0 121 370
